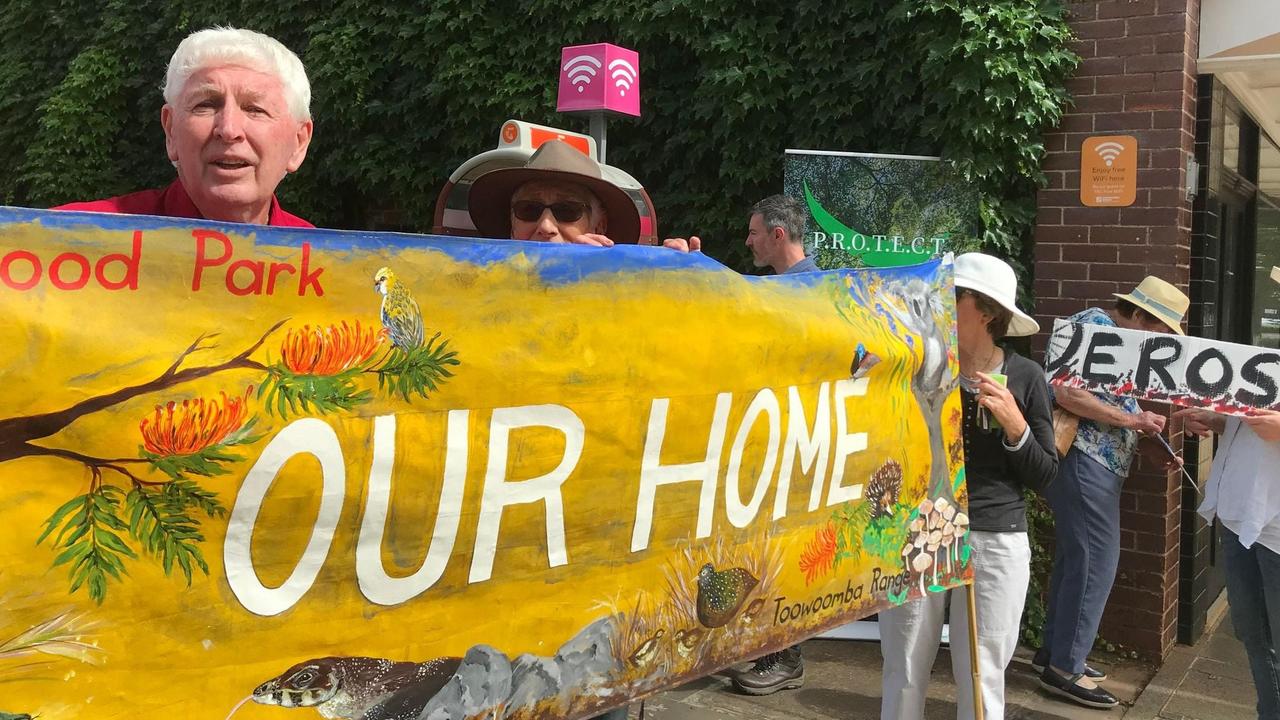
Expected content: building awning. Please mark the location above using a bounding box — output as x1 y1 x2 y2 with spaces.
1199 0 1280 147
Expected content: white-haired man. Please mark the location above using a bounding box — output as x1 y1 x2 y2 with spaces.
55 27 313 227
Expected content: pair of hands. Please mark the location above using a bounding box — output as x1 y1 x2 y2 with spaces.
563 234 703 253
1174 407 1280 442
1138 407 1280 471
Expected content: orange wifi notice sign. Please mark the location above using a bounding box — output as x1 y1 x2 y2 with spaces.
1080 135 1137 207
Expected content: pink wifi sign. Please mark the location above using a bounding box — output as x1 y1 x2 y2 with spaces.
556 43 640 117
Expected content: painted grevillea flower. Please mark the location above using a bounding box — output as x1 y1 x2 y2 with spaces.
140 387 251 456
799 522 838 585
280 321 383 375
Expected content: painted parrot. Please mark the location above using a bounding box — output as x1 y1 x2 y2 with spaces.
373 267 424 351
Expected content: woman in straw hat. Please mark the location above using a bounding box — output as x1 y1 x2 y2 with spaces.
880 253 1058 720
1035 275 1188 708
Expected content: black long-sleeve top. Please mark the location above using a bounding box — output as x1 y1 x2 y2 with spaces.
960 348 1058 532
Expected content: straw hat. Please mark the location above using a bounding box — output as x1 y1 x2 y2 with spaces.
467 140 641 244
952 253 1040 337
1113 276 1189 335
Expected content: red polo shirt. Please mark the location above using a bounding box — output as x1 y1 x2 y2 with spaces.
54 179 314 228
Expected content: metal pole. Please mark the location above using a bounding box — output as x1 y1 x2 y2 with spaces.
966 583 985 720
589 111 608 164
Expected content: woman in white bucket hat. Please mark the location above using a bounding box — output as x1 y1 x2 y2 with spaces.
880 253 1058 720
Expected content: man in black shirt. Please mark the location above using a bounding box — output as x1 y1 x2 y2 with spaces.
733 195 815 696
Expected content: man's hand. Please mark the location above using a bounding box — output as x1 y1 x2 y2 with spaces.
567 232 615 247
1128 410 1166 436
1244 409 1280 442
1137 435 1183 471
662 236 702 253
1172 407 1225 437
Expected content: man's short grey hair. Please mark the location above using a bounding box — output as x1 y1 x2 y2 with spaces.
163 27 311 122
750 194 806 244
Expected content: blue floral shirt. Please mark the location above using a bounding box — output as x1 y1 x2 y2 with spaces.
1051 307 1140 476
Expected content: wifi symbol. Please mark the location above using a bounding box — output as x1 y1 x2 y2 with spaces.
609 58 637 97
1095 141 1125 167
562 55 602 94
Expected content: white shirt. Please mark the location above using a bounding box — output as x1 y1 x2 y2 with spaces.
1198 417 1280 553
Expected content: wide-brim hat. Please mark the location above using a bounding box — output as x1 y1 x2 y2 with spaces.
1113 276 1188 335
953 253 1040 337
467 140 641 245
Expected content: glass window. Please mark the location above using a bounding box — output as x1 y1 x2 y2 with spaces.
1225 103 1241 174
1253 132 1280 348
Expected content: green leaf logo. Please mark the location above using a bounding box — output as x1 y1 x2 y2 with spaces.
803 181 938 268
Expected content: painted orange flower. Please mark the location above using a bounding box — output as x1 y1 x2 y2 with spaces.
140 387 252 456
799 522 838 586
280 321 383 375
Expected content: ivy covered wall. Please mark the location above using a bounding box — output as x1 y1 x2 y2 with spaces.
2 0 1077 271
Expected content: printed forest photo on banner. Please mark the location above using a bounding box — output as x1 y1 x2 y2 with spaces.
0 208 969 720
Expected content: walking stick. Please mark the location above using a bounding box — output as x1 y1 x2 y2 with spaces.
966 582 985 720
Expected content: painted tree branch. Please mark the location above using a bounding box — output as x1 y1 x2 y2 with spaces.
0 319 286 463
18 444 162 487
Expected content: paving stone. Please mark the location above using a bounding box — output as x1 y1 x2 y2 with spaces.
1157 666 1257 720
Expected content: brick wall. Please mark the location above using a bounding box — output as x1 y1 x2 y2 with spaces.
1032 0 1200 660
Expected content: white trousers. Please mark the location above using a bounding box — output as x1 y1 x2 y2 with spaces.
879 530 1031 720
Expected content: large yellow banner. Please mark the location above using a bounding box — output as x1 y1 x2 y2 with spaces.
0 208 969 720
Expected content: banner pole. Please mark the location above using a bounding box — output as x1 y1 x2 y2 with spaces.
966 582 984 720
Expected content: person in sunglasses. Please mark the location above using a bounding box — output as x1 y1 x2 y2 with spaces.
467 139 698 251
467 138 691 720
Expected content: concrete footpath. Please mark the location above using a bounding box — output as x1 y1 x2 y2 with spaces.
626 594 1251 719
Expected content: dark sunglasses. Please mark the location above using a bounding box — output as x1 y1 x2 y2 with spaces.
511 200 589 223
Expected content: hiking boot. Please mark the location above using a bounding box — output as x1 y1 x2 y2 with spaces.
1031 648 1108 681
733 645 804 695
1039 667 1119 709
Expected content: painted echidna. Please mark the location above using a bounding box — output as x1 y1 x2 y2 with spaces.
867 460 904 520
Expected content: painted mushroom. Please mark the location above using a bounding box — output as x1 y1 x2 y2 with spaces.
952 512 971 566
912 552 933 595
927 529 944 585
941 522 956 574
